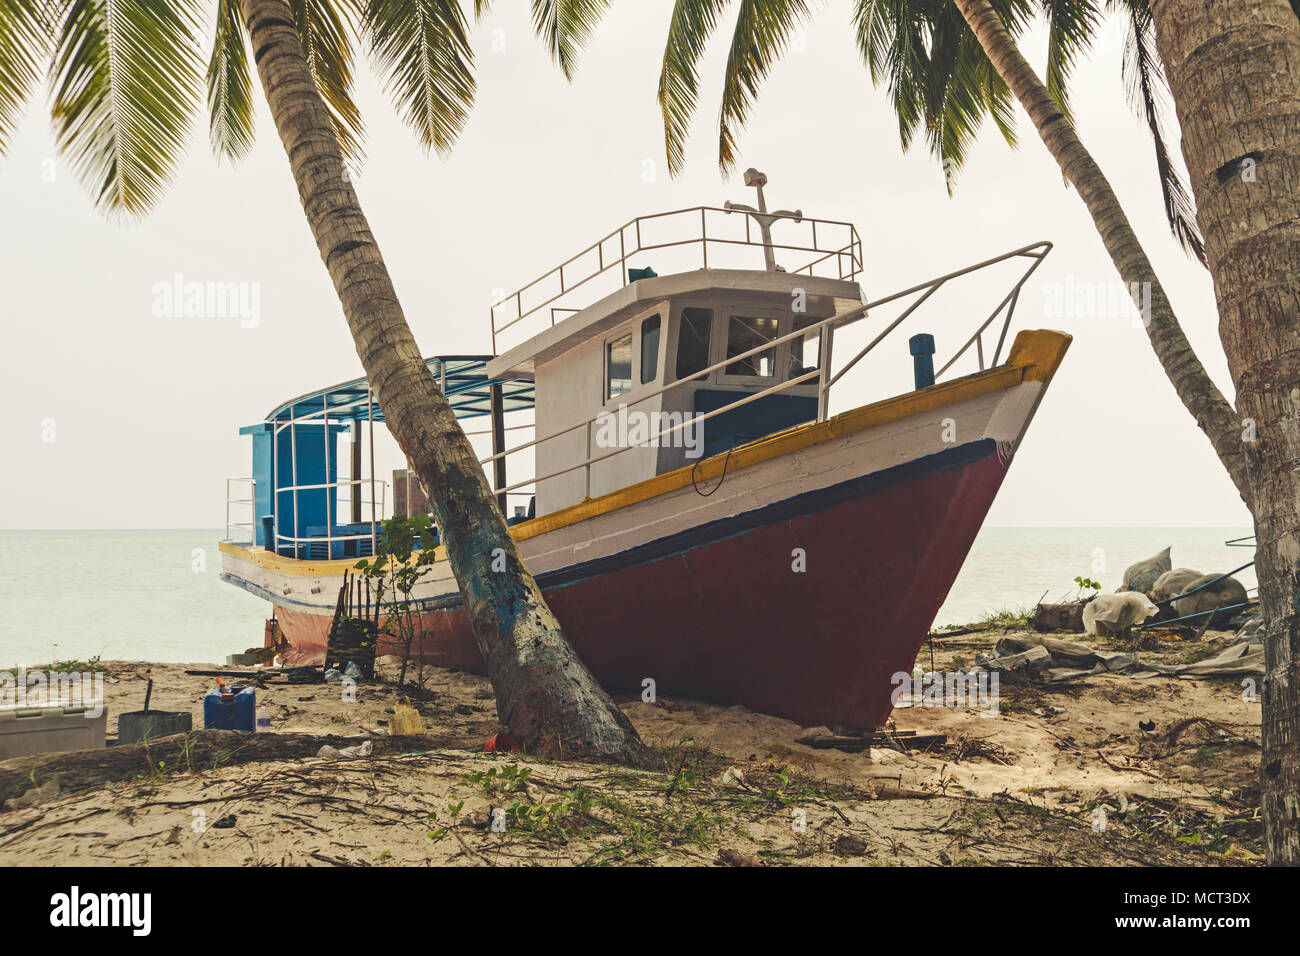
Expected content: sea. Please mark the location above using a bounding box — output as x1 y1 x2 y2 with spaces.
0 528 1257 668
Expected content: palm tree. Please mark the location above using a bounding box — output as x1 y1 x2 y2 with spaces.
0 0 653 767
634 0 1298 860
1140 0 1300 865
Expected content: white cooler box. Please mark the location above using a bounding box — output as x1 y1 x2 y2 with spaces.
0 704 107 759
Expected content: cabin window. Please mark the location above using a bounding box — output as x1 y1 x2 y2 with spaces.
789 314 822 377
675 307 713 380
725 315 778 377
640 314 661 384
606 332 633 400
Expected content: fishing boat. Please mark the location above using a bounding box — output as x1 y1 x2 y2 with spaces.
220 170 1070 728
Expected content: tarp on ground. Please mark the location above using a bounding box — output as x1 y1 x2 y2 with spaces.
975 634 1264 682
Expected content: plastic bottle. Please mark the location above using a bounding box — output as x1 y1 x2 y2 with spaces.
256 704 271 732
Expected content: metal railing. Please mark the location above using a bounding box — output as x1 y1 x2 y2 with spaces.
479 241 1052 501
223 477 390 557
272 478 389 560
489 205 864 353
225 477 256 545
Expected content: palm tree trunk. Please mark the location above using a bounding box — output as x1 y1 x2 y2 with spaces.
238 0 654 768
1146 0 1300 865
951 0 1252 506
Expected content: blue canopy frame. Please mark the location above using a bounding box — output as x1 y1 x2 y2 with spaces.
265 355 535 424
238 356 535 559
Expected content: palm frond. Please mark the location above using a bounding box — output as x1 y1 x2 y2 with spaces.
935 36 992 186
856 1 959 164
362 0 474 156
206 0 254 163
529 0 610 81
979 43 1017 147
854 0 1029 189
717 0 811 174
0 0 54 153
1039 0 1100 123
658 0 733 177
923 8 987 186
1112 0 1205 264
48 0 205 216
291 0 365 166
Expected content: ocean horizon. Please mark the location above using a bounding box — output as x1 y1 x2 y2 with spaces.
0 527 1256 668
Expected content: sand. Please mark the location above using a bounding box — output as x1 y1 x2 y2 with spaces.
0 628 1265 866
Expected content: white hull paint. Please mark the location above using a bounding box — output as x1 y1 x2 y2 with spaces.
221 374 1045 617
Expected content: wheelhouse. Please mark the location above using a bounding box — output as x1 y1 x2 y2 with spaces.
487 269 864 513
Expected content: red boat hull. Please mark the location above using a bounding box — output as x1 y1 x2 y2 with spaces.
273 441 1008 728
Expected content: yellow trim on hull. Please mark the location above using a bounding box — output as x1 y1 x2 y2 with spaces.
221 329 1070 577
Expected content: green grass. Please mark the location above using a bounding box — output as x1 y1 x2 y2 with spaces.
28 656 105 674
970 606 1033 630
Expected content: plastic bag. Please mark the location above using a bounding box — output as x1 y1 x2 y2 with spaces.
1083 592 1159 636
317 739 374 759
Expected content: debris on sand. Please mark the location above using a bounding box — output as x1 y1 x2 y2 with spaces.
0 628 1266 867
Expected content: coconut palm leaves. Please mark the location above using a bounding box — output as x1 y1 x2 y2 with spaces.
1040 0 1100 126
652 0 1205 260
852 0 1034 188
717 0 812 176
656 0 1053 180
476 0 610 80
657 0 729 177
208 0 254 162
658 0 825 178
46 0 206 216
0 0 609 216
0 0 52 151
365 0 474 155
1111 0 1204 263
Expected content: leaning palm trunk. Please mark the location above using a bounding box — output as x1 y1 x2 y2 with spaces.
1146 0 1300 865
951 0 1252 506
238 0 654 767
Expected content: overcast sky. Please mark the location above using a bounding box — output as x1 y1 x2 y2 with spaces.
0 0 1251 530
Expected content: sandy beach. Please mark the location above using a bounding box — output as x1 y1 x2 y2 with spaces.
0 624 1264 867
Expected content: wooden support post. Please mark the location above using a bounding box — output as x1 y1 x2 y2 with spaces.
490 383 507 515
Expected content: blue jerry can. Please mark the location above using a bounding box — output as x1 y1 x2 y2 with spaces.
204 686 256 731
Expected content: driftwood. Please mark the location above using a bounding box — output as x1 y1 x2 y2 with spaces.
183 669 280 679
796 729 948 753
0 730 478 807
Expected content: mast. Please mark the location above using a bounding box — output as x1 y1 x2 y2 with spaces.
723 168 803 272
